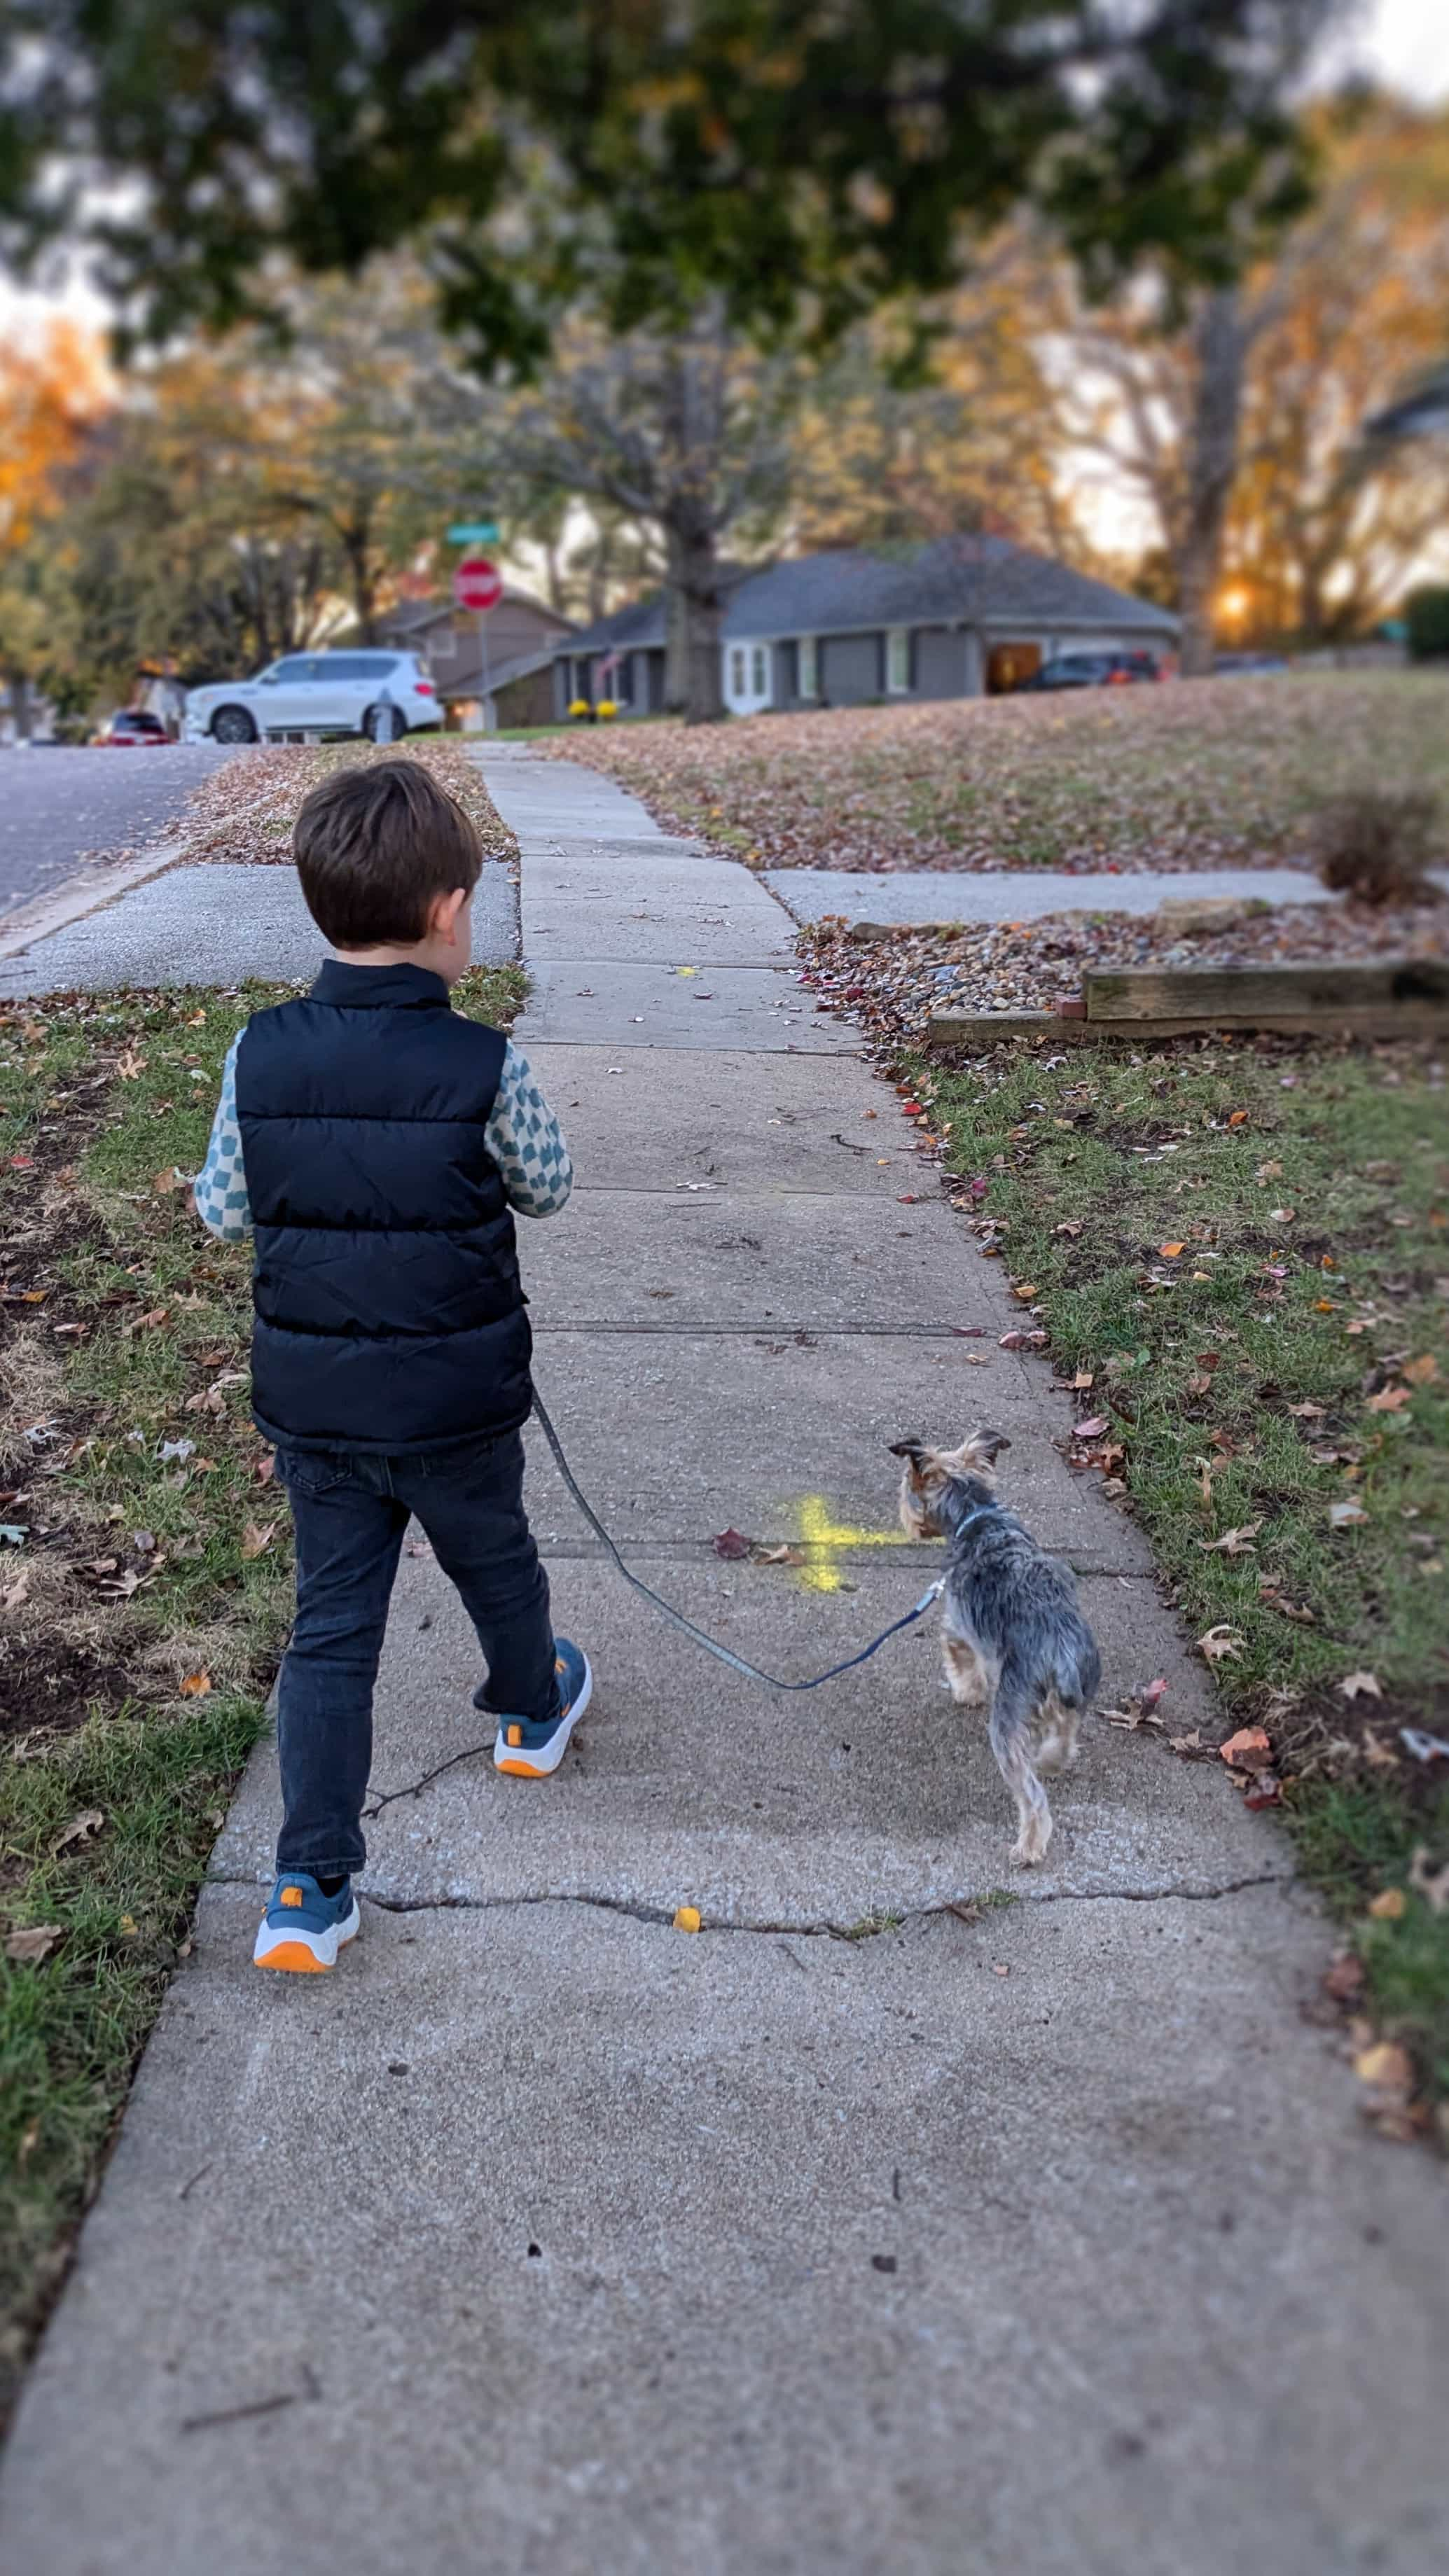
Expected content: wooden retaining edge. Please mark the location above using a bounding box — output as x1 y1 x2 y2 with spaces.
926 1005 1449 1049
1083 958 1449 1021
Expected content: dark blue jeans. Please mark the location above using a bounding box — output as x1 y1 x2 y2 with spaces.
273 1428 558 1878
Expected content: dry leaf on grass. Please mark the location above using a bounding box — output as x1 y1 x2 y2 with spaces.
240 1521 277 1561
1366 1386 1412 1414
1287 1400 1326 1419
1338 1671 1382 1700
179 1670 212 1697
6 1924 63 1965
1219 1727 1272 1771
52 1808 104 1856
1198 1519 1262 1556
1198 1624 1245 1665
1353 2041 1413 2092
1329 1499 1369 1529
1402 1353 1439 1386
1367 1886 1406 1920
1408 1848 1449 1916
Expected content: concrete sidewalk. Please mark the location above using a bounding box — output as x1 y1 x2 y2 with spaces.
3 751 1447 2575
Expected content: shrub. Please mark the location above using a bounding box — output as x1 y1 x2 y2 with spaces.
1311 788 1444 908
1406 587 1449 661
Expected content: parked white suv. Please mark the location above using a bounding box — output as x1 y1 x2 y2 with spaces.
184 651 439 745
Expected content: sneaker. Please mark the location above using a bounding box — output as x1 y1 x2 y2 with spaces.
253 1870 361 1974
493 1640 592 1778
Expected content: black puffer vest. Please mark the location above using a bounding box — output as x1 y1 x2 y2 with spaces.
236 961 532 1454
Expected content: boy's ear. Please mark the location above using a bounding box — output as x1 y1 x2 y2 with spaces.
429 885 471 942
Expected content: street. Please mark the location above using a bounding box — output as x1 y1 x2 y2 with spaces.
0 744 234 924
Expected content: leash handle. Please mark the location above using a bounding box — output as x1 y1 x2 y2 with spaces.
529 1386 941 1693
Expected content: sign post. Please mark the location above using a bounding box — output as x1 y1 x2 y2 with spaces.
452 553 504 732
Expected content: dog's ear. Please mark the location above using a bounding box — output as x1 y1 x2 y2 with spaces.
888 1438 931 1473
944 1427 1011 1477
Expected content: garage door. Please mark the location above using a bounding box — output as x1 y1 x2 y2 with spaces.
915 629 970 699
821 635 880 704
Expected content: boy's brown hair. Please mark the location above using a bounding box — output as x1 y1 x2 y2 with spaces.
293 756 483 949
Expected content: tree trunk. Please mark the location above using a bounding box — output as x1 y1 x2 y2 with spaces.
343 515 377 643
6 668 32 742
663 526 690 711
1176 291 1252 678
672 516 726 724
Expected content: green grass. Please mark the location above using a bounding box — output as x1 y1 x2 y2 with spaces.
0 959 525 2412
920 1035 1449 2111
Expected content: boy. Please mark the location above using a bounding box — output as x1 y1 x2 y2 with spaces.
194 757 588 1974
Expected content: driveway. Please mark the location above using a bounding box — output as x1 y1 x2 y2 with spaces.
0 745 235 924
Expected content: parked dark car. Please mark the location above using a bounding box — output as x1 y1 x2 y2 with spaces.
1019 650 1161 690
93 708 174 745
1212 651 1290 674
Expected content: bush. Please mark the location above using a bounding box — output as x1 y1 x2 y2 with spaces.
1405 587 1449 662
1311 788 1444 908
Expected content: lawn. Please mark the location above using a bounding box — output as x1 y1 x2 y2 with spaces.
904 1028 1449 2135
0 956 525 2420
167 733 519 868
550 671 1449 875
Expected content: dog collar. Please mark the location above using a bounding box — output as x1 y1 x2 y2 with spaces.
954 1501 1015 1540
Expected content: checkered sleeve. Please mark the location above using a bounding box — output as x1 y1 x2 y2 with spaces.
487 1042 574 1219
193 1033 254 1242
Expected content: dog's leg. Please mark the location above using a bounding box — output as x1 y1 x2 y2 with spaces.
990 1676 1053 1867
1036 1690 1081 1776
941 1623 990 1708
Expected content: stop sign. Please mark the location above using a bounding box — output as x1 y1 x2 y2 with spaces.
453 555 503 613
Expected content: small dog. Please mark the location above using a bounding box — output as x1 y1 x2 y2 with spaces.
891 1430 1101 1867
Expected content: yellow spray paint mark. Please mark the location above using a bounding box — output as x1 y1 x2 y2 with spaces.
793 1494 913 1594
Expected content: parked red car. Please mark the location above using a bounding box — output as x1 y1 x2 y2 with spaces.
94 709 174 745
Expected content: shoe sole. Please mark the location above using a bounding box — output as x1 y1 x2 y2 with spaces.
494 1657 592 1778
254 1900 361 1972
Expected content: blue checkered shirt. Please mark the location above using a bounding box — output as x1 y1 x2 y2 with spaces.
194 1031 572 1241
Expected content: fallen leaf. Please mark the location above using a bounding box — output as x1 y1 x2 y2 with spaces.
1409 1847 1449 1916
1053 1219 1083 1238
1255 1160 1284 1182
1195 1351 1221 1372
253 1453 276 1484
749 1541 805 1567
1324 1954 1365 2003
1227 1110 1249 1127
1072 1369 1095 1390
1353 2041 1413 2091
1011 1281 1039 1302
152 1167 181 1195
1287 1400 1325 1420
1169 1729 1206 1755
179 1671 212 1698
1402 1354 1439 1386
1338 1671 1382 1701
1198 1519 1262 1557
1158 1241 1185 1260
1366 1386 1410 1414
1 1565 32 1610
240 1520 277 1560
673 1906 702 1933
712 1528 752 1561
116 1047 145 1079
1329 1499 1368 1530
1198 1624 1245 1666
5 1924 62 1965
1219 1726 1271 1770
52 1807 104 1855
1186 1371 1213 1398
125 1306 170 1335
1072 1415 1109 1440
1367 1886 1406 1921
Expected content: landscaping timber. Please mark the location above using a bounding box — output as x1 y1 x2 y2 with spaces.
1083 956 1449 1022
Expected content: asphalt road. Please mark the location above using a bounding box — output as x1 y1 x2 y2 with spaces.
0 744 235 924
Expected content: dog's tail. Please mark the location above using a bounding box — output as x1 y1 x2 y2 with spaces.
1051 1616 1101 1714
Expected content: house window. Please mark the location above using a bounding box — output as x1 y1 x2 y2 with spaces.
798 635 817 698
887 627 911 692
751 643 768 697
730 646 747 695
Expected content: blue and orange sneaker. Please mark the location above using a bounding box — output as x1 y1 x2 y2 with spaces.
493 1639 592 1778
252 1870 360 1973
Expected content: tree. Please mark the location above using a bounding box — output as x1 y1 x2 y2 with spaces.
479 307 794 718
0 321 109 734
1054 102 1449 666
1 5 1335 364
786 239 1079 560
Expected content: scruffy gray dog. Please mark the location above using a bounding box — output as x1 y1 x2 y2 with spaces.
891 1429 1101 1867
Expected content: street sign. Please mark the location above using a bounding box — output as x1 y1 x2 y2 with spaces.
453 555 503 613
447 520 499 543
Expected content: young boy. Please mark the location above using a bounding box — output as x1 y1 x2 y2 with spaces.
194 758 588 1974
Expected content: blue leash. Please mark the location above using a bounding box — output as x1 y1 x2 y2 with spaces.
529 1387 943 1692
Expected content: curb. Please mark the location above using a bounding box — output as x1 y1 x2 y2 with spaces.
0 834 193 969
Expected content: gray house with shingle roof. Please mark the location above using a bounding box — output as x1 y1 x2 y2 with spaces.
552 537 1178 720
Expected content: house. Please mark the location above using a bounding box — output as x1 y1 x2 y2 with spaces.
380 587 576 727
551 537 1179 719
